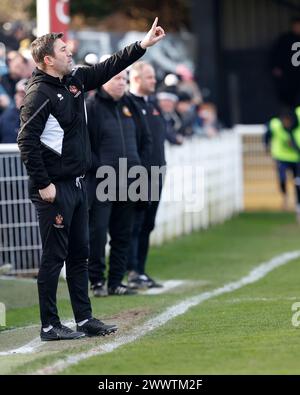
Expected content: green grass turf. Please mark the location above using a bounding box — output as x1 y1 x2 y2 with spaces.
1 212 300 374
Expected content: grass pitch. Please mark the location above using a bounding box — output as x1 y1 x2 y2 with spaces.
1 212 300 374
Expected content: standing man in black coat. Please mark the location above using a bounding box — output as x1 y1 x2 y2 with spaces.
86 68 152 297
17 18 165 341
127 61 167 289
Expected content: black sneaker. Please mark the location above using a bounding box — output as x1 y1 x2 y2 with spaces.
140 274 163 288
40 324 85 341
91 282 108 297
77 318 118 337
108 283 137 295
127 271 148 290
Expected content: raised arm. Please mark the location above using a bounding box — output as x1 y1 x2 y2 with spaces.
75 18 165 91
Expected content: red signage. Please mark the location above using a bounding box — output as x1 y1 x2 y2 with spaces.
49 0 70 38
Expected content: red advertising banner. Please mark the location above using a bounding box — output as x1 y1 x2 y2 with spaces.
49 0 70 38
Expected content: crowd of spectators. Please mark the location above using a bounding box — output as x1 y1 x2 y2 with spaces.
0 20 222 145
0 21 35 143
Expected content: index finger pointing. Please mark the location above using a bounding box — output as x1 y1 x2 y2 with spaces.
151 17 158 30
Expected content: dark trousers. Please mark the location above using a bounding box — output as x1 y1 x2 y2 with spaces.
276 160 300 204
88 198 135 288
127 182 163 275
30 178 92 327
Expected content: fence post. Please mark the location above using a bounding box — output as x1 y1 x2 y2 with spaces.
0 302 6 327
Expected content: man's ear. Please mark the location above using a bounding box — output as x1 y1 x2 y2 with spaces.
44 55 54 66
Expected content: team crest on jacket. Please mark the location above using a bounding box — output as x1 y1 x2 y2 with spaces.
152 108 160 116
54 214 64 228
122 106 132 117
68 85 81 97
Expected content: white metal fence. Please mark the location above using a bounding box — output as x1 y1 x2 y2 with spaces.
0 132 243 274
0 145 41 274
151 132 243 244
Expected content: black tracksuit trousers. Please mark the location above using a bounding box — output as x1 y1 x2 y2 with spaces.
30 178 92 327
127 181 163 274
88 198 135 289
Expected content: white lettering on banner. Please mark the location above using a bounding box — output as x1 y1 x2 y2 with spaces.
56 0 70 25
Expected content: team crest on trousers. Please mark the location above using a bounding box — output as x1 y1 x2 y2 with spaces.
54 214 64 228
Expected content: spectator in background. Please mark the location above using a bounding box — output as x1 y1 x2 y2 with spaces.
194 102 221 138
0 42 7 76
270 17 300 107
176 91 197 138
127 61 166 289
157 90 184 145
0 85 10 115
1 51 31 99
176 64 203 106
264 106 300 222
0 23 20 52
0 78 26 143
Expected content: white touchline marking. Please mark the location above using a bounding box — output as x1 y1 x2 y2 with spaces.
0 321 75 356
0 275 36 283
0 280 195 349
0 324 38 334
142 280 187 295
0 337 42 356
0 281 185 335
33 250 300 375
223 296 300 304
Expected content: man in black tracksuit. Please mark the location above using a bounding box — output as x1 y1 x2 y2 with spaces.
17 20 165 340
86 70 151 296
126 61 167 289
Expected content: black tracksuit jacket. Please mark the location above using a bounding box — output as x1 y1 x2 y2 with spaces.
86 88 152 174
128 93 167 167
17 41 146 190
